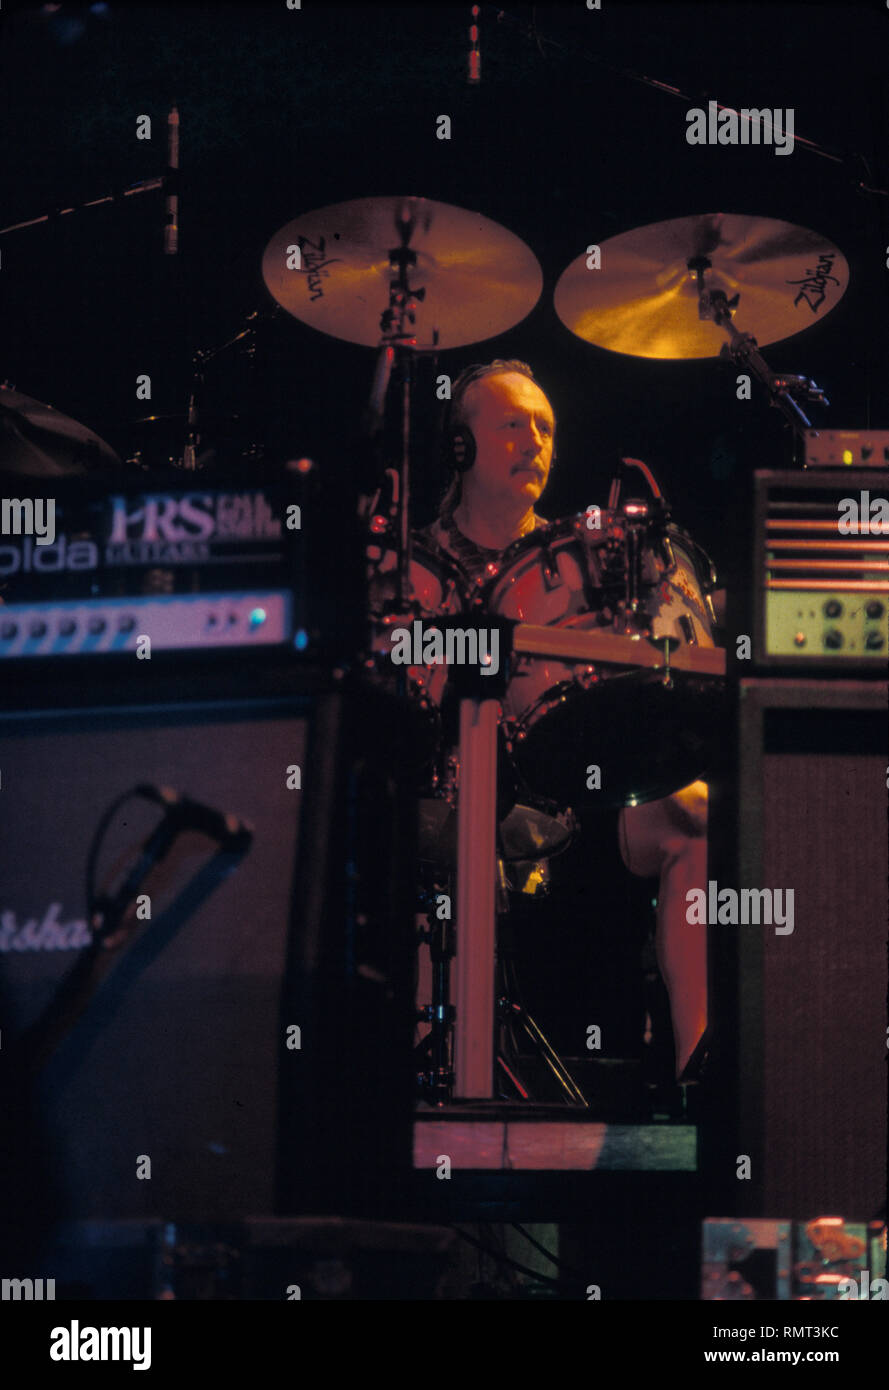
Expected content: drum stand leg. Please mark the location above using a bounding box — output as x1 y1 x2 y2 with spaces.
415 881 456 1106
494 915 589 1109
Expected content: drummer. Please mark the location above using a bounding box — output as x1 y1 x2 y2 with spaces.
419 359 709 1080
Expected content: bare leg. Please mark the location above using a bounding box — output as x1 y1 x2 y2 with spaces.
618 781 708 1078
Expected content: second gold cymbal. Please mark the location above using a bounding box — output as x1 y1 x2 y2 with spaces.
554 212 849 359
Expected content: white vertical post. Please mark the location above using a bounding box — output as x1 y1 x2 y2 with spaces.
453 696 499 1098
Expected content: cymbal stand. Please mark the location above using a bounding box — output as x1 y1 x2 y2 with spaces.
180 309 269 470
688 255 829 443
363 201 428 607
181 354 204 471
360 210 525 1103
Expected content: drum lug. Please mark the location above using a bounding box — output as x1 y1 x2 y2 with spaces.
540 545 561 591
501 718 521 752
574 665 598 691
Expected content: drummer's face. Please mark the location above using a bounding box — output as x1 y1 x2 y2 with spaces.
463 373 555 508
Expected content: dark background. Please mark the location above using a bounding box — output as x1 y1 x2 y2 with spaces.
1 0 887 595
1 0 886 1071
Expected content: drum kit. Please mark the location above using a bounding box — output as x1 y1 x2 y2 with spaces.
261 193 843 1106
3 188 850 1106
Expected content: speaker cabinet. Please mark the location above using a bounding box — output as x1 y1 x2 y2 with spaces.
0 701 308 1235
734 678 887 1219
1 681 418 1287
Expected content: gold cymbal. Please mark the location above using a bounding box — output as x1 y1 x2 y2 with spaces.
262 195 543 349
554 212 849 360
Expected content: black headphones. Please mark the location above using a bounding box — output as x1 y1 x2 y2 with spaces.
449 426 476 472
442 385 477 473
442 363 555 475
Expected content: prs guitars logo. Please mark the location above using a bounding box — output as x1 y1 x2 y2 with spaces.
108 492 282 544
106 491 282 564
0 492 283 574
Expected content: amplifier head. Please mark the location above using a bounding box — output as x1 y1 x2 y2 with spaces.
753 470 888 671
